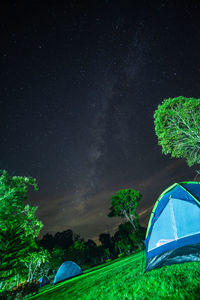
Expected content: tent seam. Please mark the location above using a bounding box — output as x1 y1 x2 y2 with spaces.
177 183 200 207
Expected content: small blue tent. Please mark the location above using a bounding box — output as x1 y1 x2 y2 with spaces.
38 276 50 287
53 261 82 284
145 182 200 271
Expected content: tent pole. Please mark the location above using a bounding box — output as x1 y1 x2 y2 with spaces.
141 245 145 274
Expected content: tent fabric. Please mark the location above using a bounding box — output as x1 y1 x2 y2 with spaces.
53 261 82 284
38 276 50 286
146 243 200 271
145 182 200 271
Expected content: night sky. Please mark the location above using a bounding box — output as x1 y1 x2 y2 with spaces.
1 0 200 242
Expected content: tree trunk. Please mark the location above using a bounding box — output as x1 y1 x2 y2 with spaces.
28 264 32 282
123 210 136 230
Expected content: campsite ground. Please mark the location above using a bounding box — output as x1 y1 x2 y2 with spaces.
29 251 200 299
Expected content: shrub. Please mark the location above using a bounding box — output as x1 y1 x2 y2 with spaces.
10 280 39 298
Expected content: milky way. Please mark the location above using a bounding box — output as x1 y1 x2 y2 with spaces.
0 1 199 240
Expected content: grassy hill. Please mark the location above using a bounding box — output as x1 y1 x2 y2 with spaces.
30 251 200 299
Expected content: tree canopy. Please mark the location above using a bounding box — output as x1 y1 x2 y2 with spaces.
0 170 42 236
108 189 142 230
0 170 43 283
0 221 35 281
154 96 200 166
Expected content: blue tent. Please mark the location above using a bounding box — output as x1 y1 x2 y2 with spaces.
38 276 50 287
53 261 82 284
145 181 200 271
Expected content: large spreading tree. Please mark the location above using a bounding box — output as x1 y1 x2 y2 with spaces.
108 189 142 230
0 170 43 283
154 96 200 166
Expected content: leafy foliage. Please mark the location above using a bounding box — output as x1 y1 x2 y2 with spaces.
108 189 142 230
40 231 104 269
10 280 39 298
114 222 145 253
154 96 200 166
0 170 43 284
0 221 36 282
48 247 66 271
20 249 50 282
68 238 87 265
0 170 42 236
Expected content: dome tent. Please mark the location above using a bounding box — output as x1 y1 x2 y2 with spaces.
38 276 50 287
145 181 200 272
53 261 82 284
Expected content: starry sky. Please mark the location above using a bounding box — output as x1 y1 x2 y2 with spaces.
1 0 200 242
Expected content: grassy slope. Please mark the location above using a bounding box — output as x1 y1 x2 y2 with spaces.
30 252 200 299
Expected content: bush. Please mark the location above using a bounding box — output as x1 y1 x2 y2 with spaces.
10 280 39 298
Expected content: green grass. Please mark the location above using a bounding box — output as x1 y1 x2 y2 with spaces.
29 252 200 299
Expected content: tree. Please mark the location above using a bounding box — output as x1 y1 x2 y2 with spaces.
114 222 145 253
84 240 98 266
99 233 115 257
115 240 131 255
0 170 42 236
108 189 142 230
20 249 50 282
40 233 55 251
0 170 43 284
49 247 66 272
154 96 200 166
99 233 112 249
68 238 87 265
104 248 111 260
0 221 36 282
54 229 74 249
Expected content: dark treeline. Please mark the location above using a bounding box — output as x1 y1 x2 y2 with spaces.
0 170 146 298
39 222 146 274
